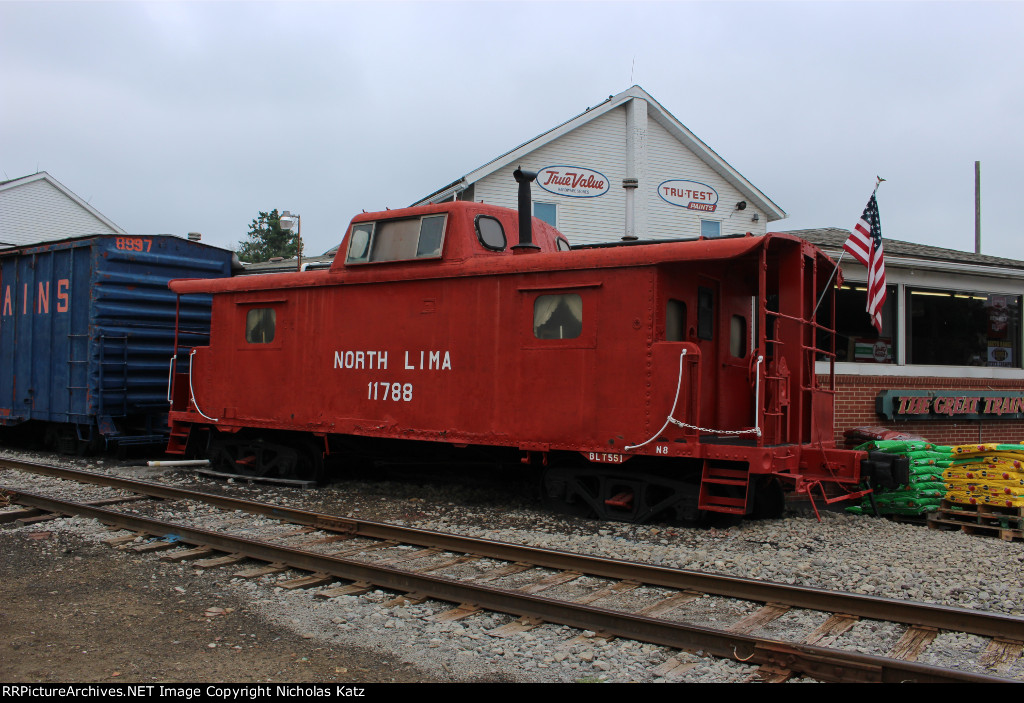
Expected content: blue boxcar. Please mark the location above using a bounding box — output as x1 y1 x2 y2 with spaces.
0 234 235 451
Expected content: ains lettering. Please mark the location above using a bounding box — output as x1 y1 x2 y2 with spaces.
0 279 71 316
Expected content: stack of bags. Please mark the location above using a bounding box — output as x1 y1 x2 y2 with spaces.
847 439 952 516
943 443 1024 509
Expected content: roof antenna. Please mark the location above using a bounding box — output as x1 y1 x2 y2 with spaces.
630 56 635 84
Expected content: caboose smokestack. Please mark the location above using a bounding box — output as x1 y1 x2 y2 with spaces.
513 167 540 252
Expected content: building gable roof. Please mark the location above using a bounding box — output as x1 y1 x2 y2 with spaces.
412 86 786 221
787 227 1024 274
0 172 126 248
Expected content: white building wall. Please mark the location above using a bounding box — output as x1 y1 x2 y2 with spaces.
470 99 769 246
473 107 629 245
0 179 119 247
645 117 768 240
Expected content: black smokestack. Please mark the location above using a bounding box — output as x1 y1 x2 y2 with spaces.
513 167 540 251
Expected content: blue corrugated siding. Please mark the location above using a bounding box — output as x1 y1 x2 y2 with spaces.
0 235 232 441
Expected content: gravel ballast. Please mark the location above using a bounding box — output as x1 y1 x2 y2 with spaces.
2 447 1022 683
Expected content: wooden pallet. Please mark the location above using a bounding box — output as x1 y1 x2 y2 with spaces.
928 499 1024 541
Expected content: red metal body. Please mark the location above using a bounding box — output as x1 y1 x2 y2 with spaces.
167 200 867 521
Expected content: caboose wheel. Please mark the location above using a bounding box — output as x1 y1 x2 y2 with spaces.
287 440 325 483
542 465 701 524
542 468 599 519
750 477 786 519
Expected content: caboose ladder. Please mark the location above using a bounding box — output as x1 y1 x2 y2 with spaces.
167 422 191 455
697 461 750 515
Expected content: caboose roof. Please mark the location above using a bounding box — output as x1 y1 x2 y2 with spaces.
169 231 803 296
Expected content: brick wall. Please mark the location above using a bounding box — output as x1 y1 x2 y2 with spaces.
821 374 1024 446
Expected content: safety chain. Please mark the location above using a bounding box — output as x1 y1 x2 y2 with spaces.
624 350 763 451
667 417 761 436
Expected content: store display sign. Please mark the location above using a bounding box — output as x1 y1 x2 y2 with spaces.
853 337 893 363
536 166 610 198
877 390 1024 421
658 180 719 212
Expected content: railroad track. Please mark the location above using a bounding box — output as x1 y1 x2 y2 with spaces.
1 457 1021 684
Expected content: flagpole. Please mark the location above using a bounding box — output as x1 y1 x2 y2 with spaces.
810 177 886 321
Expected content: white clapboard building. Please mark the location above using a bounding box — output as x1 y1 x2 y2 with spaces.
411 87 1024 446
413 85 784 245
0 172 125 249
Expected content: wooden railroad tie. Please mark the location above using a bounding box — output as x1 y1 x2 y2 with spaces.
430 603 482 622
726 603 791 634
193 553 247 568
488 616 545 638
652 656 700 679
317 581 375 599
234 563 288 579
979 637 1024 672
888 625 939 661
278 572 334 590
161 546 216 562
382 592 429 607
746 612 860 683
516 570 582 595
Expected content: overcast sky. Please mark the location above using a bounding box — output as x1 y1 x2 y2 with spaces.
2 1 1021 261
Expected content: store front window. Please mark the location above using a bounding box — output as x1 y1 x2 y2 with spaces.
833 284 898 363
906 288 1020 368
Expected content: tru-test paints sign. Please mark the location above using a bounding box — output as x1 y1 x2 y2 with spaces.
658 180 719 212
536 166 610 198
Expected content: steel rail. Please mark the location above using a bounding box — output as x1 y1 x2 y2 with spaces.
0 484 1011 684
3 458 1023 642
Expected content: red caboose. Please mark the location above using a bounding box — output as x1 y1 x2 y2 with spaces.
167 176 881 522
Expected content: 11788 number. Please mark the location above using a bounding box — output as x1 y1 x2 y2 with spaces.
368 382 413 402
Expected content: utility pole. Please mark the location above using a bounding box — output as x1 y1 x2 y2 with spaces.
975 161 981 254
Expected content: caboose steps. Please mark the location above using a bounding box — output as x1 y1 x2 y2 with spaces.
698 463 751 515
167 423 192 454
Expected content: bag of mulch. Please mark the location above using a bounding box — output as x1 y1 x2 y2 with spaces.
869 440 934 453
983 495 1024 508
945 490 981 505
979 469 1024 482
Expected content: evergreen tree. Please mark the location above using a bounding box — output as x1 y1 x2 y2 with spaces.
236 209 299 263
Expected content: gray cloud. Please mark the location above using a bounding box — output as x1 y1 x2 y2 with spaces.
2 1 1019 260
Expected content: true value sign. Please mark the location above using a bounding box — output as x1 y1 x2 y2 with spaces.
536 166 610 198
877 390 1024 421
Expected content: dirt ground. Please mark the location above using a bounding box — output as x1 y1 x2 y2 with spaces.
0 525 451 684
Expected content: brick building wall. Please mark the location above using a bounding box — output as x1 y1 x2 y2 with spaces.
820 374 1024 447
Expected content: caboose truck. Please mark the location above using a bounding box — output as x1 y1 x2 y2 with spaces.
166 173 901 522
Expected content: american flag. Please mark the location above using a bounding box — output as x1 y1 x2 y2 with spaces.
843 194 885 332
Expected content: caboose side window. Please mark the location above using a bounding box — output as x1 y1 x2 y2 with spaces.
666 299 686 341
730 315 747 357
245 308 276 344
345 215 447 264
416 215 445 257
534 294 582 340
697 287 714 340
